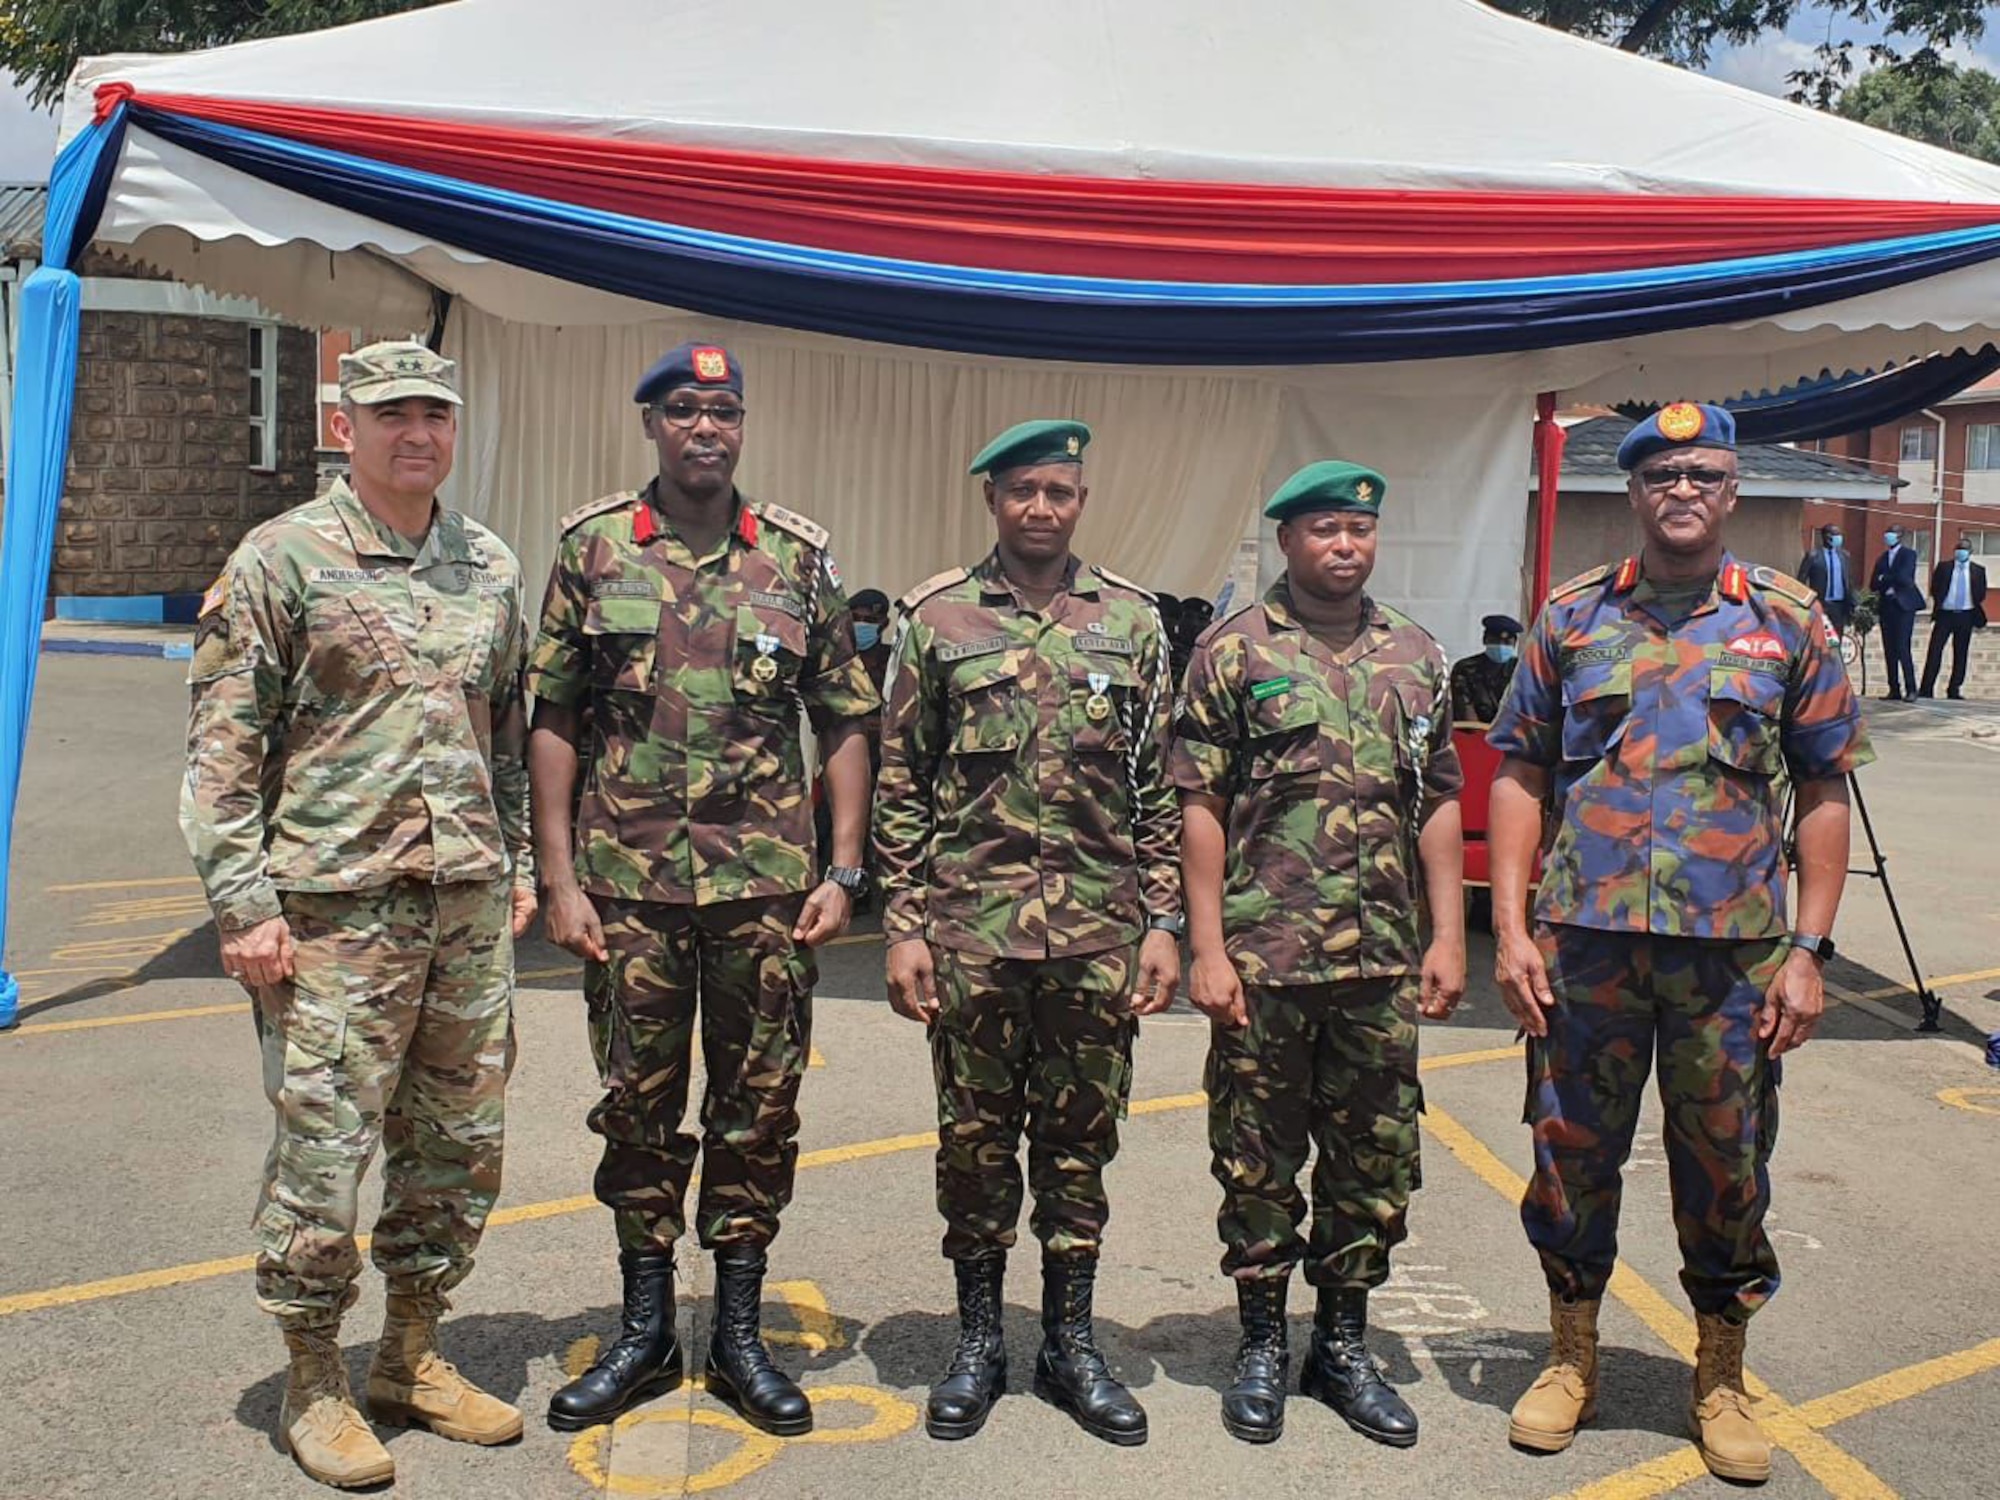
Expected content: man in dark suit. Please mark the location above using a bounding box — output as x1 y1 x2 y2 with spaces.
1870 528 1925 699
1797 524 1856 636
1918 539 1989 700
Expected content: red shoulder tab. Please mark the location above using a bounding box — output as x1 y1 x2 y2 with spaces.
1720 561 1749 603
632 501 656 545
738 507 760 548
1612 556 1640 593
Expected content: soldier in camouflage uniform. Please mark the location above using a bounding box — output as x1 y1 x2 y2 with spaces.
1448 614 1524 724
874 419 1182 1447
180 342 536 1490
1172 461 1466 1449
1487 403 1872 1482
529 342 878 1438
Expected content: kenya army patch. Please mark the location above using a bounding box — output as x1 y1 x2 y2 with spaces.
592 579 658 599
1077 635 1133 655
937 635 1010 663
749 591 804 618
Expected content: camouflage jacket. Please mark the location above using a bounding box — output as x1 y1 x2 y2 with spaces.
1487 554 1873 939
1449 651 1516 724
873 551 1180 959
179 478 532 931
526 487 878 906
1170 578 1461 986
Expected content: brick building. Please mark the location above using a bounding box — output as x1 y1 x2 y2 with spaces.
1 183 320 618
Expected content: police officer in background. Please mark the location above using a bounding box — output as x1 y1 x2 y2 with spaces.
529 341 879 1438
1487 403 1871 1484
1448 614 1523 723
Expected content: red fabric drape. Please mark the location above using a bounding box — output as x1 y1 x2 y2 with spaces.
120 88 2000 285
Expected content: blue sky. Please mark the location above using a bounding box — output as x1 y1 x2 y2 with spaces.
2 5 1997 181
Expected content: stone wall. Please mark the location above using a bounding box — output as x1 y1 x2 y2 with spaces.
45 313 318 596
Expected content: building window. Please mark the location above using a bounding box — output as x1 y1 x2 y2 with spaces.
1961 529 1998 556
248 323 279 471
1900 425 1938 463
1968 424 2000 471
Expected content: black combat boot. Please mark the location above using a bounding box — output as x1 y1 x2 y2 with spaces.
1301 1287 1418 1447
547 1249 683 1431
1032 1257 1147 1446
704 1247 813 1436
926 1256 1007 1440
1220 1275 1290 1444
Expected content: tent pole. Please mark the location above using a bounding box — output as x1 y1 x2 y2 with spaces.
1530 391 1564 613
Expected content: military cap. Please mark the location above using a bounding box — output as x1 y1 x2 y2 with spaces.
339 340 461 406
968 419 1091 476
1615 401 1736 471
635 340 744 404
1264 460 1388 522
849 588 890 612
1481 614 1524 638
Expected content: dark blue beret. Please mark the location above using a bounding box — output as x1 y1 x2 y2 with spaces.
1615 402 1736 471
635 340 744 404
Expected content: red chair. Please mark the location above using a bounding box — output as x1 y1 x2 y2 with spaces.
1454 723 1539 893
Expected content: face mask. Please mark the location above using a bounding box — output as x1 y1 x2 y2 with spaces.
1827 532 1843 547
1884 532 1901 547
854 622 882 651
1485 643 1517 665
1956 548 1972 564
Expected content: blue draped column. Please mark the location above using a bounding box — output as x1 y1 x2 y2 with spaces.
0 106 126 1030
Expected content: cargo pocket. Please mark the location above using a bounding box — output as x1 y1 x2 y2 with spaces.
1559 660 1631 764
948 654 1024 756
732 601 810 713
583 595 662 696
1068 656 1139 754
1709 669 1786 778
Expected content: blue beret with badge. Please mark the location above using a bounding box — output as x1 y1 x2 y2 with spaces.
1615 401 1736 471
635 340 744 404
968 419 1091 476
1264 460 1388 522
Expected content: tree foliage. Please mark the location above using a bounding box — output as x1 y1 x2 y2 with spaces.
1837 59 2000 160
1489 2 1993 105
0 1 445 107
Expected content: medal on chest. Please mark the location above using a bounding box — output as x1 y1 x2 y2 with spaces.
751 632 781 682
1085 670 1113 722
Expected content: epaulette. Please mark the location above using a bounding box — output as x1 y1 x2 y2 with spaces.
1747 564 1817 610
896 566 971 615
1090 564 1156 601
1548 562 1617 603
1194 600 1259 648
752 501 830 551
559 492 637 534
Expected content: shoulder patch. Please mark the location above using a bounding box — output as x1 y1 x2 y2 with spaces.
1549 562 1615 603
897 566 973 615
560 492 638 534
1747 565 1818 610
752 501 830 551
1090 564 1157 601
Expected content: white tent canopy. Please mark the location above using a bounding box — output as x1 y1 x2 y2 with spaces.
55 0 2000 648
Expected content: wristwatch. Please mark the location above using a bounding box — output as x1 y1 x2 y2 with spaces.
1786 932 1836 963
1147 913 1187 936
824 866 868 897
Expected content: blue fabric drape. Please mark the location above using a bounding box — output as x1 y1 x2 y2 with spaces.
0 108 125 1029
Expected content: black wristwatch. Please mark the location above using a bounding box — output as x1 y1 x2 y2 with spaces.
1147 913 1187 936
1786 932 1835 963
824 866 868 897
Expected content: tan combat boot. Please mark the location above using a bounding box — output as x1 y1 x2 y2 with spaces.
1508 1294 1600 1452
280 1325 396 1489
365 1291 523 1445
1691 1311 1771 1483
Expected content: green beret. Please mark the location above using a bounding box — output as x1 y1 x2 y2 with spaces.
969 419 1091 476
1264 460 1388 522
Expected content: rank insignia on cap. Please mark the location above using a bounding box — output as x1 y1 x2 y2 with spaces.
1356 479 1374 503
1065 434 1081 456
1657 403 1704 442
693 347 730 383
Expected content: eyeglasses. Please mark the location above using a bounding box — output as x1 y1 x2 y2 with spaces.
655 399 746 430
1637 465 1732 493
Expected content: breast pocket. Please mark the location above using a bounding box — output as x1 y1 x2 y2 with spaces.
1559 661 1631 765
1246 689 1324 780
1068 655 1140 754
948 655 1023 756
301 588 408 702
583 596 661 696
1709 667 1786 777
732 602 810 714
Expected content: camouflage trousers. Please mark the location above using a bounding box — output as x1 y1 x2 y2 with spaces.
1207 978 1422 1289
252 878 514 1329
1523 923 1785 1320
584 894 814 1253
929 944 1137 1262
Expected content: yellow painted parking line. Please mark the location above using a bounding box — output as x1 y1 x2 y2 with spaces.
1420 1103 1895 1500
517 965 581 983
45 876 203 892
13 1001 251 1037
1938 1087 2000 1117
1854 965 2000 1002
0 1045 1513 1321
